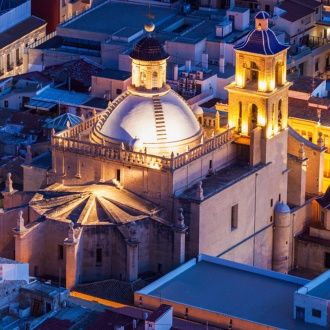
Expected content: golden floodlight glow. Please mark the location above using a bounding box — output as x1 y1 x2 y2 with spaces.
258 80 266 92
242 122 248 134
258 114 266 126
236 75 243 87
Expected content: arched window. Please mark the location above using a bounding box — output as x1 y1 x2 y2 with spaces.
250 62 259 83
275 61 283 87
251 104 258 129
272 103 275 130
278 99 282 128
238 101 242 133
152 71 158 89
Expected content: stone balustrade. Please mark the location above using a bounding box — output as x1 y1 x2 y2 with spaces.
52 128 235 171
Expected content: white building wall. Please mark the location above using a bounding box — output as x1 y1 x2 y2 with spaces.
1 263 29 283
0 0 31 34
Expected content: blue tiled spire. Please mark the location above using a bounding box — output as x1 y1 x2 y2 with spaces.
234 11 288 55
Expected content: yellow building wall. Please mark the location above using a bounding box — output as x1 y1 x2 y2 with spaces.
288 117 330 192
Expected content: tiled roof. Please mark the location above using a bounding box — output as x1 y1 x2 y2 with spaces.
32 88 90 106
88 306 222 330
130 35 169 61
0 109 15 127
45 113 82 130
277 1 315 22
289 76 323 93
234 28 288 55
317 186 330 209
7 112 47 135
255 11 269 19
97 68 131 81
289 97 330 126
44 58 103 92
72 278 149 305
290 0 322 10
35 317 75 330
308 97 330 108
0 16 46 49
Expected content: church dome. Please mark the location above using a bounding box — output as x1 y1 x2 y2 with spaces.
130 35 169 61
234 11 288 55
91 90 202 155
274 202 290 214
192 104 204 115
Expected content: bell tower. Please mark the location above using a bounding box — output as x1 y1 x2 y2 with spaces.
226 11 291 166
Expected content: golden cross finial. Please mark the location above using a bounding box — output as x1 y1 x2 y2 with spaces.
145 2 155 20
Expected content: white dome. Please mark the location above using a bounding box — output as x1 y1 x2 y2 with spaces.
130 137 144 152
192 104 204 115
99 90 201 145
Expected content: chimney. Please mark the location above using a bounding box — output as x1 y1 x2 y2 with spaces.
219 55 225 73
173 64 178 81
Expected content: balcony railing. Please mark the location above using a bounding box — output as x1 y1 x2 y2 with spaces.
51 115 235 171
7 62 14 71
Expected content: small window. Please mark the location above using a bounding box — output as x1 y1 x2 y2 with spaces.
270 199 273 207
116 89 122 95
312 309 321 318
4 100 8 107
270 216 273 223
325 252 330 268
58 245 64 260
315 61 319 72
279 194 281 202
209 160 212 169
96 248 102 264
231 204 238 230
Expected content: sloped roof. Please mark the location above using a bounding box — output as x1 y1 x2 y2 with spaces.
0 16 46 49
234 28 288 55
277 1 315 22
45 113 82 130
6 112 47 135
289 76 323 94
289 97 330 126
130 35 169 61
29 183 163 227
73 278 149 306
316 186 330 209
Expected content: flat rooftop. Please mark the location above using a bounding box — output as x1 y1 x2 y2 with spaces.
138 255 324 329
60 2 178 36
179 162 266 201
308 277 330 299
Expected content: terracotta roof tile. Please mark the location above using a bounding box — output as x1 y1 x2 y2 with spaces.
289 97 330 126
7 112 47 135
289 76 323 94
277 1 315 22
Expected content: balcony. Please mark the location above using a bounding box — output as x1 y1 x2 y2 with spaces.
16 58 23 66
7 62 14 71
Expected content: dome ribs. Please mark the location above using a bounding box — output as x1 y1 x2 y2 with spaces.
152 95 167 141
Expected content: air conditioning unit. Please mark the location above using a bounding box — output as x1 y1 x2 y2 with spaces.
182 72 188 77
196 71 203 79
189 73 196 79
